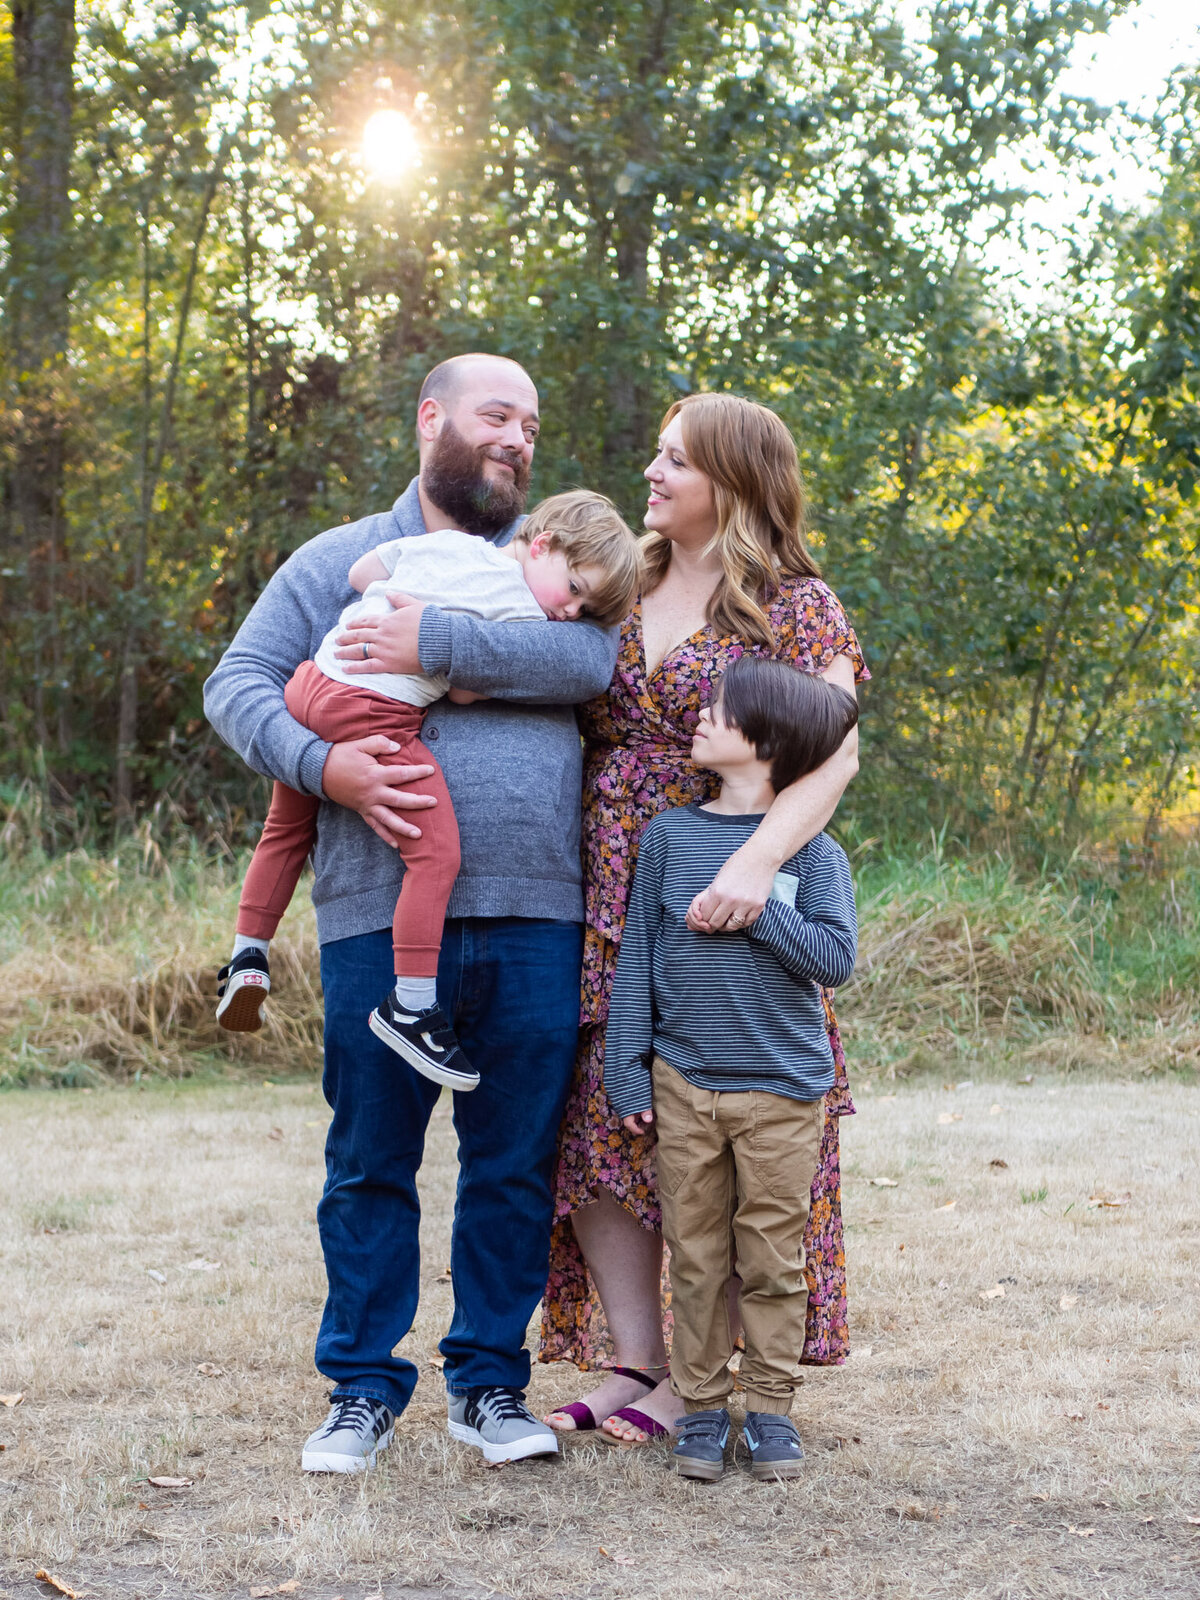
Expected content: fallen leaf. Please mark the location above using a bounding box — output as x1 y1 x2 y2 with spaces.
1140 1516 1155 1523
598 1548 634 1567
1068 1526 1096 1538
34 1573 83 1599
145 1269 167 1284
249 1588 274 1598
138 1501 149 1510
184 1259 221 1272
1059 1295 1079 1310
196 1362 225 1378
0 1393 23 1408
1187 1516 1200 1526
1063 1411 1084 1422
1030 1492 1050 1502
267 1128 284 1142
935 1200 957 1211
868 1176 899 1188
1097 1402 1110 1411
979 1284 1005 1301
937 1112 963 1124
898 1500 940 1521
989 1158 1008 1169
428 1352 445 1370
1087 1192 1131 1209
989 1104 1004 1115
277 1584 300 1594
261 1080 275 1089
147 1476 192 1488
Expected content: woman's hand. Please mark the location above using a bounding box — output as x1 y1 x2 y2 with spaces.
622 1110 655 1137
333 592 426 675
686 843 773 933
322 736 436 846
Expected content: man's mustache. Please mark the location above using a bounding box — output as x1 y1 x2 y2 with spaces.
482 446 525 471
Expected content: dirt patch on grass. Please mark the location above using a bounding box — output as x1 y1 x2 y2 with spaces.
0 1077 1198 1599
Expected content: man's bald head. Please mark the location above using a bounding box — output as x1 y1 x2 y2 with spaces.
418 353 536 410
415 353 540 536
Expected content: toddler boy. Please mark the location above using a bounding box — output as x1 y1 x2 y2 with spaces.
604 656 859 1479
217 489 639 1091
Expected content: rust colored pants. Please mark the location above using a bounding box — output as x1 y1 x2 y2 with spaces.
652 1056 824 1416
236 661 459 978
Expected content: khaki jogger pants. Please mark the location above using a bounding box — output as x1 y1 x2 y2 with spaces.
652 1056 824 1416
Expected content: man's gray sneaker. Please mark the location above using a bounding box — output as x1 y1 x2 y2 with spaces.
447 1386 559 1464
301 1395 394 1473
671 1407 730 1481
743 1411 805 1479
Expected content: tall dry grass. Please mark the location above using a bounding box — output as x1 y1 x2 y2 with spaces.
0 797 322 1086
1 792 1196 1087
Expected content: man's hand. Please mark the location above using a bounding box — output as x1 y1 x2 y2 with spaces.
333 591 426 676
322 736 436 846
686 842 773 933
622 1109 655 1137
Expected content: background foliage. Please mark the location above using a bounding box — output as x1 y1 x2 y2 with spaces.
1 0 1197 845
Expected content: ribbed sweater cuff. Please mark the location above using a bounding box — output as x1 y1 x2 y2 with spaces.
298 737 332 799
418 606 452 676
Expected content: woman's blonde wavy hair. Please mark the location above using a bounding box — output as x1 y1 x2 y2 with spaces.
642 393 820 647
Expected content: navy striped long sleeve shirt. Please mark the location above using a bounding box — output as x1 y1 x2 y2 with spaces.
603 804 857 1119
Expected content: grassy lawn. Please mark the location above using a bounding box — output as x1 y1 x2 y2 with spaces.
1 1073 1197 1600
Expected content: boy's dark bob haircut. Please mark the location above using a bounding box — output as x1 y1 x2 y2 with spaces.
714 656 859 792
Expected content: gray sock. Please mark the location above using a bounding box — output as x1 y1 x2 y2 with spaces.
393 977 438 1012
232 934 269 960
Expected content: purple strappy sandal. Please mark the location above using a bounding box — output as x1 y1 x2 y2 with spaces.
547 1366 665 1436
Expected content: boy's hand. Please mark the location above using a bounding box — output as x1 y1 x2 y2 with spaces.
622 1110 654 1137
447 687 489 705
334 591 426 676
322 737 436 845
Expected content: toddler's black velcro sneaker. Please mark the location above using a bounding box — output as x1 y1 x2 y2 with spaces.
216 948 271 1032
368 992 480 1091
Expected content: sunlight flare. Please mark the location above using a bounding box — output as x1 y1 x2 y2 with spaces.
362 108 418 180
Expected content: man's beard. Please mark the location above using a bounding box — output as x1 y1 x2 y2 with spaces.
422 419 531 537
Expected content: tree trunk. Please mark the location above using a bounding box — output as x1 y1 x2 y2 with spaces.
113 130 233 819
6 1 77 763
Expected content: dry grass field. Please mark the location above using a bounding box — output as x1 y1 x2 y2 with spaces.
1 1073 1198 1600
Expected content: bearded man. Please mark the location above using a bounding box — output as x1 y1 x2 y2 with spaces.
204 354 616 1469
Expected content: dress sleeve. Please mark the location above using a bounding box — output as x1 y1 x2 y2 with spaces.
781 578 870 683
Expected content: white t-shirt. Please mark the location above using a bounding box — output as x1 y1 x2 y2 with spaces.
312 528 546 708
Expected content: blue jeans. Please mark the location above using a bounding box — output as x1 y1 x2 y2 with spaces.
314 917 583 1414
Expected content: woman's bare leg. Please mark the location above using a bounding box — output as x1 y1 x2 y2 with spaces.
543 1192 670 1432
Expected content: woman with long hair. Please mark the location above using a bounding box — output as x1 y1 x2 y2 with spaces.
539 392 868 1442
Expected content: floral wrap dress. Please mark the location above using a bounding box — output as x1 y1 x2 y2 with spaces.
538 576 869 1371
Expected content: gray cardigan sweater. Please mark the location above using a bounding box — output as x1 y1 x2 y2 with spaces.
203 480 618 944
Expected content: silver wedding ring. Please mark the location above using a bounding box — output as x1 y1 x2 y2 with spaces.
362 642 370 660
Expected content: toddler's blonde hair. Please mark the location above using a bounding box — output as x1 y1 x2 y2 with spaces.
519 490 641 626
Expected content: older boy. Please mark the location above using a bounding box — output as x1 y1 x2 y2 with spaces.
604 658 859 1481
